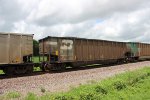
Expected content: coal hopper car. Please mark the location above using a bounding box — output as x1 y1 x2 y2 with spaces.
39 36 142 71
0 33 34 75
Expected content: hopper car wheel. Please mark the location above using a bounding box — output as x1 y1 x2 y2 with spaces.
26 65 33 74
14 65 28 74
125 58 129 63
3 67 15 76
61 64 67 71
50 64 66 71
117 60 121 65
55 64 67 71
44 63 50 72
41 62 50 72
117 59 125 65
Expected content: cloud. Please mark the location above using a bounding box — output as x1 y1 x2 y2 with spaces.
0 0 27 31
26 0 149 26
0 0 150 43
83 7 150 42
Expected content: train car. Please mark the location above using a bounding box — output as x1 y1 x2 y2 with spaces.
0 33 34 75
126 42 150 60
39 36 140 71
137 42 150 60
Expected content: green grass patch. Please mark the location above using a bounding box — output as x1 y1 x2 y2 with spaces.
0 91 21 100
32 56 47 63
32 56 47 72
32 56 40 63
6 92 21 99
25 93 37 100
32 56 45 72
33 67 41 71
0 70 4 74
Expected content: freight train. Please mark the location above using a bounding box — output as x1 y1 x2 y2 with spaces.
0 32 150 75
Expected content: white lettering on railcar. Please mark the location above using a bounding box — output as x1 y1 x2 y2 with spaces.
47 41 57 45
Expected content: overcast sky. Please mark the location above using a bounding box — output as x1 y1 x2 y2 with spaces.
0 0 150 42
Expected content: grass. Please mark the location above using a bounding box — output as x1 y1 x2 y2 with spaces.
0 70 4 74
6 92 21 99
33 56 47 72
0 67 150 100
25 93 37 100
32 56 40 63
0 91 21 100
32 56 47 63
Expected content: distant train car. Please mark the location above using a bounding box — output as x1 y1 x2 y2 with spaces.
39 36 143 71
0 33 34 75
137 42 150 59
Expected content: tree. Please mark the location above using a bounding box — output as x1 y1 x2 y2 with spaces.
33 39 39 56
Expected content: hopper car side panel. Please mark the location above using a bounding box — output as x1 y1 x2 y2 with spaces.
0 34 9 64
73 39 127 62
138 43 150 59
9 34 22 63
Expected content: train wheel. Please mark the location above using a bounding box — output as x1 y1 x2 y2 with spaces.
14 65 27 74
41 62 50 72
44 64 50 72
26 65 33 74
40 65 45 72
3 67 15 76
116 60 121 65
55 64 66 71
49 64 66 71
61 64 67 70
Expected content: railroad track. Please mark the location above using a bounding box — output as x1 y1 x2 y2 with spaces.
0 62 122 79
0 71 46 79
0 60 147 79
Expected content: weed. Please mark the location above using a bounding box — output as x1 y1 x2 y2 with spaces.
113 81 126 91
79 93 95 100
95 85 107 95
147 72 150 76
41 87 46 93
128 74 149 86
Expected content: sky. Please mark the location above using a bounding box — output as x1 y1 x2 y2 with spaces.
0 0 150 42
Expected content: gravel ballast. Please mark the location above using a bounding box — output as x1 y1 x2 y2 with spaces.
0 61 150 95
